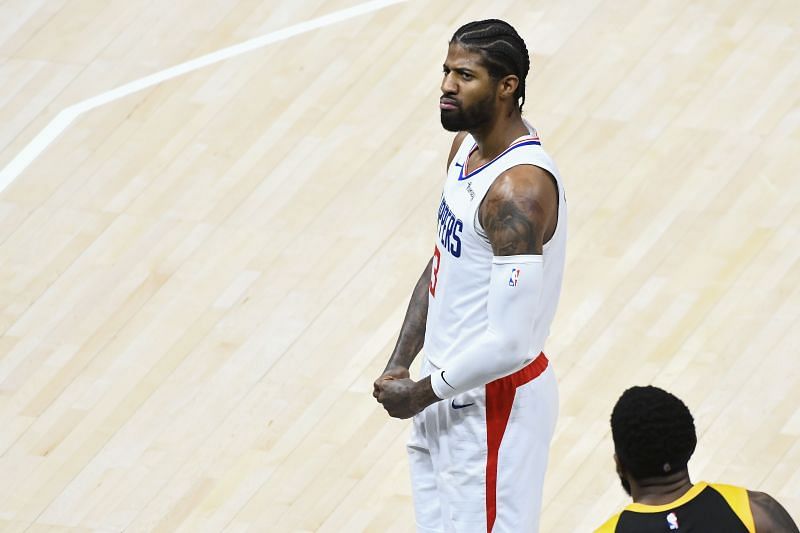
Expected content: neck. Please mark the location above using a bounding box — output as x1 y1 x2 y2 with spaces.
631 470 693 505
468 108 528 160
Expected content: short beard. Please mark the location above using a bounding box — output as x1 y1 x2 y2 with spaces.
440 91 495 132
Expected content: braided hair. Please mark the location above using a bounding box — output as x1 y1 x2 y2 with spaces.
611 386 697 479
450 19 531 111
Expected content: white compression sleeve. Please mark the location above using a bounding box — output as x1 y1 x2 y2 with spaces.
430 255 544 400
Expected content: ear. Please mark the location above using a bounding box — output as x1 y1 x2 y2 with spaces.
497 74 520 101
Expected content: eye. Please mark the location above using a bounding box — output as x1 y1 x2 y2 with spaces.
461 72 473 80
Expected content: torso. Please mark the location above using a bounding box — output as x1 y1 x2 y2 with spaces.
423 125 567 369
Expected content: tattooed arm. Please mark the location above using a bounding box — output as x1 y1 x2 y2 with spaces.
749 491 799 533
372 134 466 393
380 258 432 374
372 258 432 405
479 164 558 257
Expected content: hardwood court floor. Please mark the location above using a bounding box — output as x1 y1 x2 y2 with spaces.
1 0 799 531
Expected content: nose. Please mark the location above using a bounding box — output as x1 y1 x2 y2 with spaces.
441 72 457 95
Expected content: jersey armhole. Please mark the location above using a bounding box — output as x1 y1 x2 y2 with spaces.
710 483 756 533
448 133 474 174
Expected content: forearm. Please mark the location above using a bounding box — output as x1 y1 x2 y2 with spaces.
431 329 529 399
385 258 432 371
430 255 543 399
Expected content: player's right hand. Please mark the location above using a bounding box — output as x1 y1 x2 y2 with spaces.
373 366 410 399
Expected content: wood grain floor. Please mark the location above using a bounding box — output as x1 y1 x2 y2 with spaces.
1 1 799 531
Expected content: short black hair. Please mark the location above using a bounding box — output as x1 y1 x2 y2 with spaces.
611 385 697 479
450 19 531 112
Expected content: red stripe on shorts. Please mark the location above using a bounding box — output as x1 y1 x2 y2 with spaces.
485 352 549 532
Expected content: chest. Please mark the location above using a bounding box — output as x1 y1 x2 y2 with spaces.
434 162 496 261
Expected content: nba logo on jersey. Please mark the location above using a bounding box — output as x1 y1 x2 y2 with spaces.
508 268 520 287
666 512 679 530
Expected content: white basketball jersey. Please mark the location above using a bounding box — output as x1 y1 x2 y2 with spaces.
423 126 567 369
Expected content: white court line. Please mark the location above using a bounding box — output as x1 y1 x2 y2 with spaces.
0 0 409 194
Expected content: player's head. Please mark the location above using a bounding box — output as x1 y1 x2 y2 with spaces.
440 19 530 132
611 386 697 495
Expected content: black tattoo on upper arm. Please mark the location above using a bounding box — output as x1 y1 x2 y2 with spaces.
480 177 545 256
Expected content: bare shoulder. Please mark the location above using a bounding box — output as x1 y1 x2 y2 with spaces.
479 165 559 256
486 165 558 208
446 131 469 168
749 490 799 533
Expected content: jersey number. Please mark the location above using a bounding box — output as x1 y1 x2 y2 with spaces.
429 246 441 297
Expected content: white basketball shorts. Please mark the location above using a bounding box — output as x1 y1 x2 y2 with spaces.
407 353 558 533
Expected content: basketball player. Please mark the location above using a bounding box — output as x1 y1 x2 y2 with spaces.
596 385 798 532
372 20 567 532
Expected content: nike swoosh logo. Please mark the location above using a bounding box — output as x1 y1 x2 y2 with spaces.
454 162 463 168
440 371 455 389
451 400 475 409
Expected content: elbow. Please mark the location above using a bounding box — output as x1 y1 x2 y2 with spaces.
494 333 531 371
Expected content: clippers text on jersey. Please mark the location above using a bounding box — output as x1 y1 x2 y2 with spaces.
436 196 463 258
